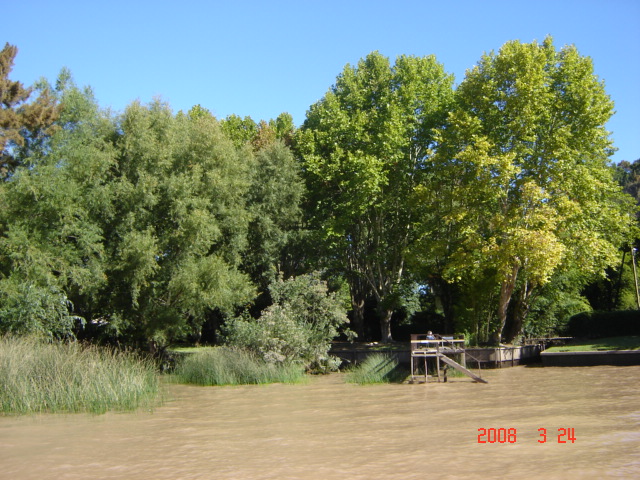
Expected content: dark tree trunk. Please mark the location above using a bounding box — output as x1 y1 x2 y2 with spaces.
492 265 519 345
348 275 368 340
379 308 394 343
350 293 366 340
504 281 534 343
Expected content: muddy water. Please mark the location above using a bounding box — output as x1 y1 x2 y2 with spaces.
1 365 639 479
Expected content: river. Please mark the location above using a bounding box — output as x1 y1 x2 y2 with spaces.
1 365 639 479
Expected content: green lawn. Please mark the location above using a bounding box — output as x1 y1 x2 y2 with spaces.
169 346 217 354
544 336 640 352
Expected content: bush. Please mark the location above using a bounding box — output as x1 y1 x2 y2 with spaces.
0 280 81 338
565 310 640 338
0 336 159 415
173 346 305 385
222 272 351 372
346 354 406 384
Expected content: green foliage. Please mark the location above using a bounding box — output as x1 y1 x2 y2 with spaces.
0 76 112 337
173 346 305 386
299 51 454 341
0 336 159 414
566 310 640 338
418 37 635 343
345 354 405 384
1 38 635 351
222 272 350 371
243 140 305 289
0 81 258 344
523 272 593 338
0 43 59 178
0 281 80 337
95 100 255 343
220 114 258 149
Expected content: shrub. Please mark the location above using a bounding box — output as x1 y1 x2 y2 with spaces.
0 280 81 338
565 310 640 338
222 272 351 372
0 336 159 415
173 346 305 385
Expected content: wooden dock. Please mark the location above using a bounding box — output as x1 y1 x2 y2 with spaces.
410 334 487 384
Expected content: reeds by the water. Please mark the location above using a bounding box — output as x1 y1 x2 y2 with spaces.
173 346 306 386
0 336 159 415
345 353 406 384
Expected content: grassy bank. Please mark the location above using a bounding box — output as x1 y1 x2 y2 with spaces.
0 336 159 415
544 336 640 352
173 346 306 386
345 354 408 384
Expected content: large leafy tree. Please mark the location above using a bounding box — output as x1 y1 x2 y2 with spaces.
0 43 59 178
243 140 305 291
1 89 258 343
220 112 306 292
0 75 114 337
421 37 635 343
100 102 255 345
298 51 454 341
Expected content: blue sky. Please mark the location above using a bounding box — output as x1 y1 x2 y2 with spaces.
5 0 639 163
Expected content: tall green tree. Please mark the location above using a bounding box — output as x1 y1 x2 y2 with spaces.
298 51 454 341
99 102 254 345
243 140 305 291
0 75 113 337
220 112 306 293
0 43 59 178
422 37 635 343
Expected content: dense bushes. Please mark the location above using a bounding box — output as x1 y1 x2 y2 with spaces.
565 310 640 338
0 336 159 414
222 273 351 372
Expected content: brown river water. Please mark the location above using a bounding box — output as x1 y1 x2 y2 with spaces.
1 365 639 479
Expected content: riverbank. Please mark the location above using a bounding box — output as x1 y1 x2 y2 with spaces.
332 336 640 368
330 341 542 368
0 336 159 415
540 336 640 366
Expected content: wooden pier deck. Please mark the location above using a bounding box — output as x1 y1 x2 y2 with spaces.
410 334 487 384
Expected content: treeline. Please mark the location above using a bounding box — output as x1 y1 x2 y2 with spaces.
0 38 637 348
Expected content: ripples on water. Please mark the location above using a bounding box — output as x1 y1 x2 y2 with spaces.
1 365 639 479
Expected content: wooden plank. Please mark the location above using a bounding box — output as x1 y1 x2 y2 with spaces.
437 354 488 384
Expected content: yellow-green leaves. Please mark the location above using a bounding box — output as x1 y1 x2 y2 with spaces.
418 37 633 343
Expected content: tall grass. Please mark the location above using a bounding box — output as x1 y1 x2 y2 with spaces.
0 336 159 415
174 346 306 386
346 354 407 384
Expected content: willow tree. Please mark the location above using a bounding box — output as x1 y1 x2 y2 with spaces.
423 37 635 343
97 102 255 345
298 52 454 341
0 76 114 337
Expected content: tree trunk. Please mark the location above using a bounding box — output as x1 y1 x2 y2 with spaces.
350 292 366 340
504 281 534 343
347 274 368 340
491 265 519 345
379 308 394 343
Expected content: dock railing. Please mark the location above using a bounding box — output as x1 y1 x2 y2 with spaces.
410 334 486 383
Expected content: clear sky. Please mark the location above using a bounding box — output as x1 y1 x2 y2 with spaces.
5 0 639 163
